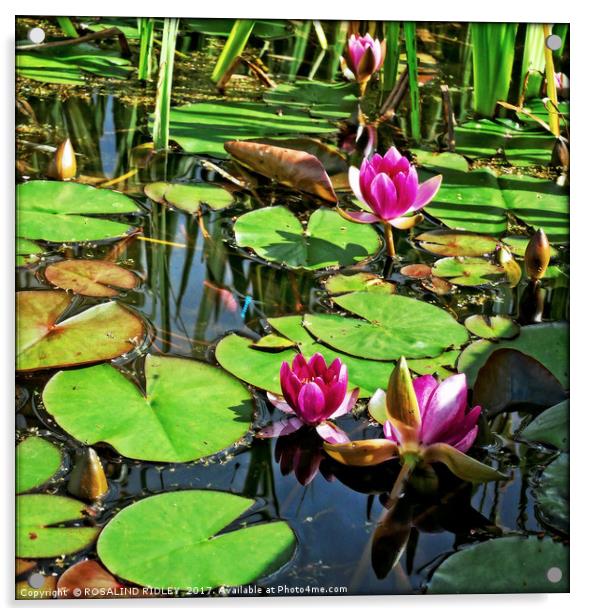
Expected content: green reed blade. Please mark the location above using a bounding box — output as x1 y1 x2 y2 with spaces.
211 19 256 83
324 21 349 80
470 22 519 117
403 22 420 142
288 21 312 79
56 17 78 38
152 18 179 150
553 23 568 59
382 21 401 92
138 18 156 81
519 24 545 103
543 23 560 137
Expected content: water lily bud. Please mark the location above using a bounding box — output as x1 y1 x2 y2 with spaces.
47 138 77 181
495 244 522 288
524 229 550 280
551 136 569 169
67 448 108 501
386 357 421 431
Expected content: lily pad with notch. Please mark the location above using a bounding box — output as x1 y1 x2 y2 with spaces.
516 400 569 451
97 490 296 589
17 494 99 558
44 260 138 298
16 238 44 267
234 206 381 270
17 181 141 243
303 291 469 360
464 315 520 340
415 230 500 257
42 354 253 463
324 272 395 296
16 290 145 372
431 257 505 287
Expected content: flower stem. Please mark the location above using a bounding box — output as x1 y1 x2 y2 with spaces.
384 223 396 258
385 460 414 509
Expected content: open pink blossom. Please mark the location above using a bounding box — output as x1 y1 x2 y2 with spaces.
347 147 442 229
258 353 358 444
341 33 386 85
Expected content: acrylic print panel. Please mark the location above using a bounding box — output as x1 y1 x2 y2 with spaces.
15 16 569 599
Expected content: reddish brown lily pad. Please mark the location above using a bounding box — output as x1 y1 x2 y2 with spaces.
416 230 500 257
57 560 123 599
45 260 138 298
224 140 338 203
16 290 145 372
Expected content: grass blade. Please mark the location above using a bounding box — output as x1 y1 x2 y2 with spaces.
211 20 255 83
403 22 420 142
138 18 156 81
56 17 78 38
382 21 401 92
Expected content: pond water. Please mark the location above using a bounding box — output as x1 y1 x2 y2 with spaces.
16 18 569 597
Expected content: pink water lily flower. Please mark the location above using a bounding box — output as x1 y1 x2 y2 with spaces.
347 147 443 229
341 33 386 87
324 358 505 483
258 353 359 444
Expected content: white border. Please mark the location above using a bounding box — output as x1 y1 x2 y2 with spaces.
3 1 589 613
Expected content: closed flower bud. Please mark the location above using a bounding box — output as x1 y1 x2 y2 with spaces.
524 229 550 280
47 138 77 181
67 448 108 501
551 136 569 170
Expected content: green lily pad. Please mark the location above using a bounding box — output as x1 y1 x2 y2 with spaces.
16 437 63 493
411 150 470 173
161 101 341 158
502 235 560 259
454 118 556 167
427 536 568 593
17 494 99 558
250 333 296 350
17 43 133 85
303 292 469 360
464 315 520 340
97 490 296 589
431 257 505 286
44 259 138 298
234 207 380 270
407 350 460 379
16 291 145 372
263 80 358 119
420 165 569 242
324 273 395 295
16 238 44 267
415 230 500 257
215 316 395 398
517 400 569 451
43 354 252 463
17 181 141 243
457 322 569 387
517 98 570 128
144 181 234 213
533 454 569 535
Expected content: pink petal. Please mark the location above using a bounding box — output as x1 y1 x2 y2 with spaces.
410 174 442 211
342 210 381 224
348 166 368 206
369 173 398 220
383 419 404 445
450 426 478 453
329 387 359 419
280 362 301 411
316 421 350 444
421 373 468 445
308 352 328 375
291 353 310 379
413 375 438 418
297 381 326 423
267 392 295 414
258 417 303 438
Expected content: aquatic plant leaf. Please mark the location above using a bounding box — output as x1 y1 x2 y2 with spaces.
16 437 62 493
431 257 505 286
16 238 44 267
57 560 123 598
44 260 138 298
517 98 570 128
224 140 337 203
415 230 500 257
502 235 559 259
411 150 469 172
454 118 556 167
422 443 506 482
420 164 569 242
407 351 459 379
215 316 395 398
185 18 293 39
144 181 234 212
517 400 568 451
162 101 340 158
17 181 141 243
533 454 569 535
263 80 358 119
234 207 380 270
324 273 395 295
457 322 569 387
97 491 296 589
250 334 296 350
16 494 99 558
323 439 399 466
427 536 568 593
43 355 252 463
16 291 145 372
464 315 520 340
304 292 468 360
